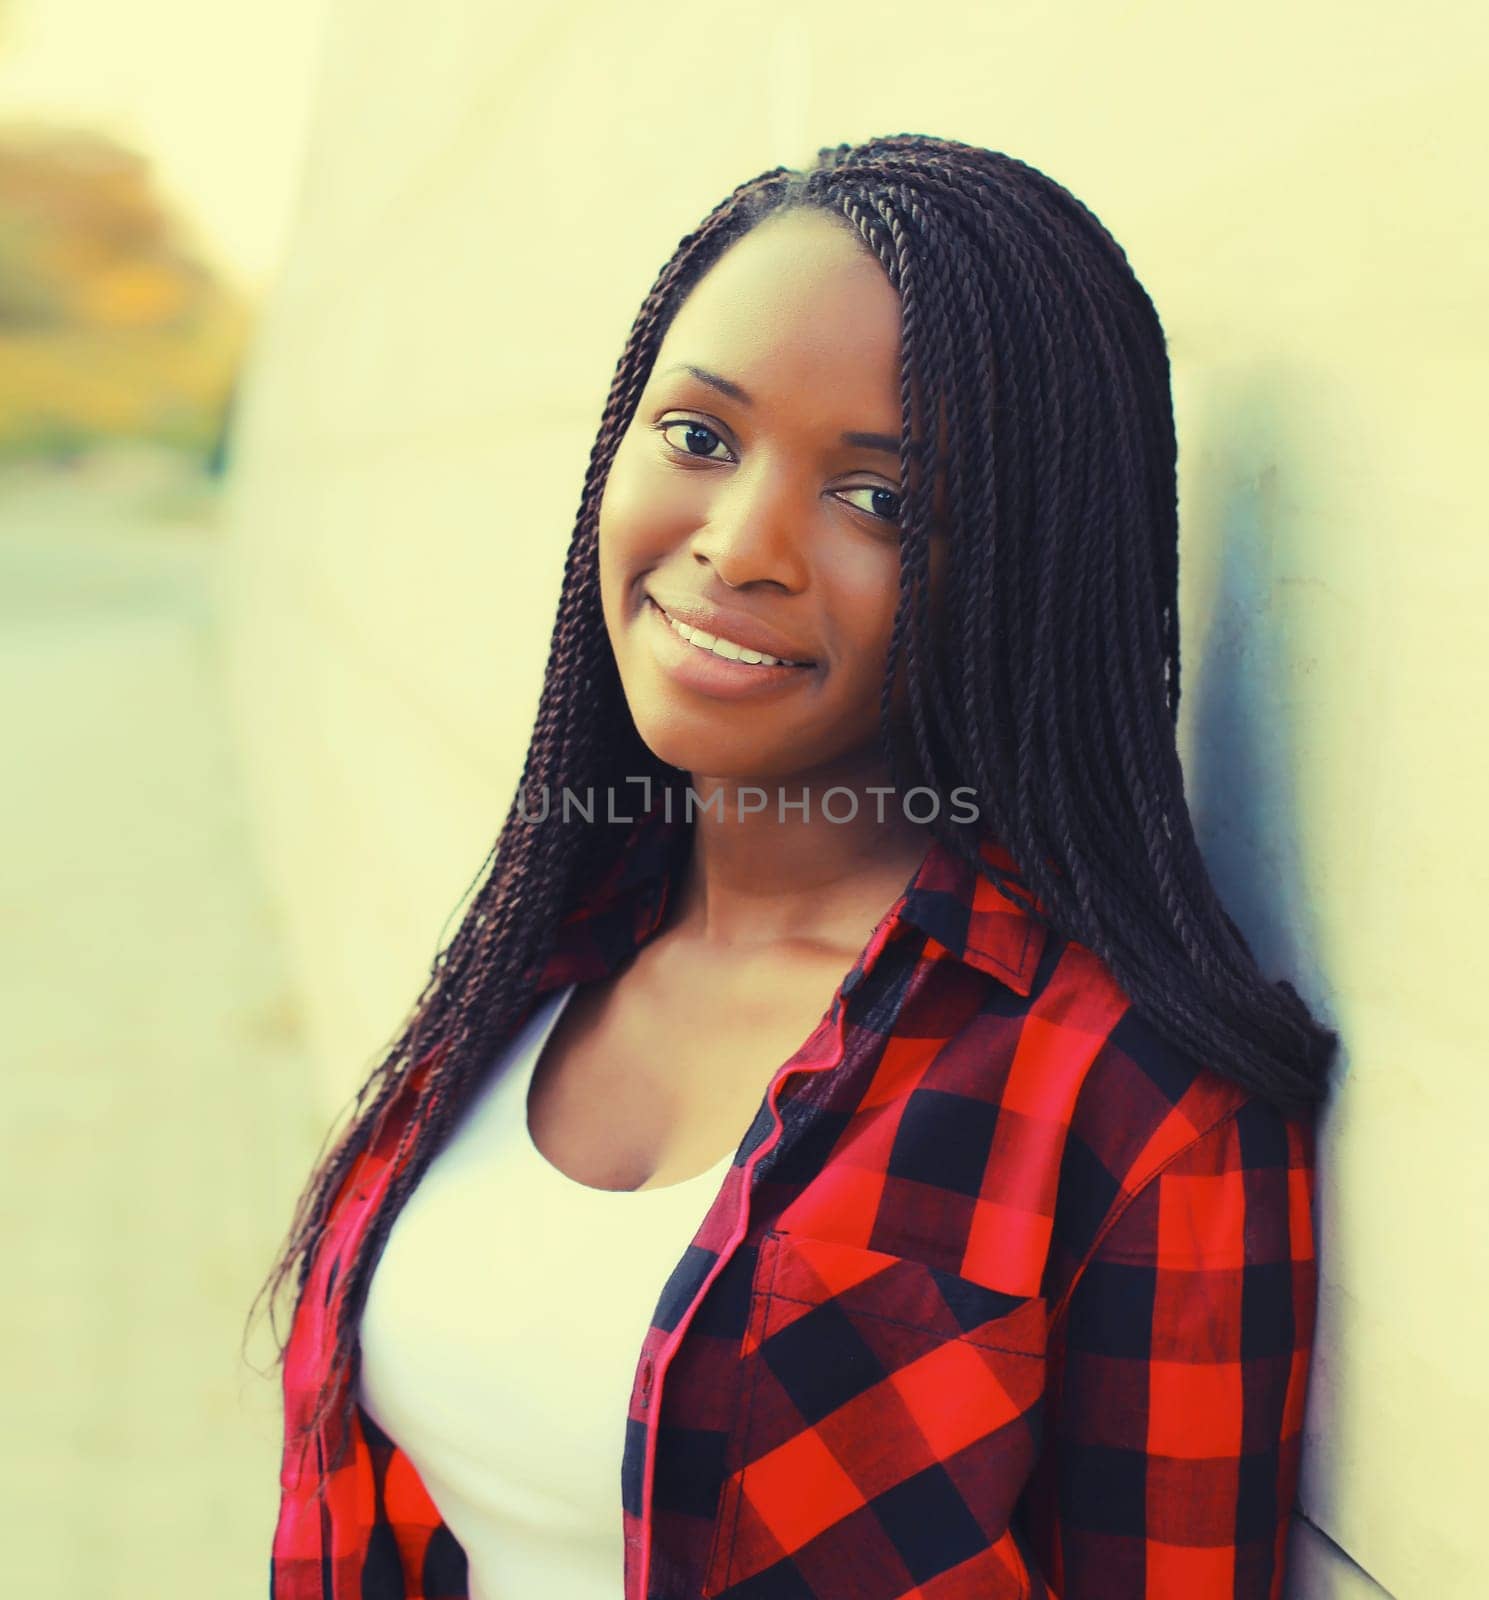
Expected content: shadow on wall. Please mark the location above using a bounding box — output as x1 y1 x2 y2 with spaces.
1182 366 1345 1075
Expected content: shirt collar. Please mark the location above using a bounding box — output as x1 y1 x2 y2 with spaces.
533 795 1049 999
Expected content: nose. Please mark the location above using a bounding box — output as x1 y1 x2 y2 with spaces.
688 458 810 592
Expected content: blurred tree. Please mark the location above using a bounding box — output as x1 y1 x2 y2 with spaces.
0 122 249 465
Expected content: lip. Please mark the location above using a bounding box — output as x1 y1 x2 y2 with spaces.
641 595 820 702
644 591 818 667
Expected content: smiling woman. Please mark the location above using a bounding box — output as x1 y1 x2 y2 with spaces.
258 134 1336 1600
599 209 940 775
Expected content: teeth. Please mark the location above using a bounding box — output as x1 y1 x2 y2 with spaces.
659 606 804 668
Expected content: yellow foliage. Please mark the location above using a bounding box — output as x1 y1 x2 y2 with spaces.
0 121 249 461
78 260 197 328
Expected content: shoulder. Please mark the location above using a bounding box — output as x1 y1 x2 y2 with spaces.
1038 976 1314 1318
1005 928 1254 1153
903 927 1302 1304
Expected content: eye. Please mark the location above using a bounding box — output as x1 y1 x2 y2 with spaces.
658 418 733 462
654 416 902 527
837 484 904 525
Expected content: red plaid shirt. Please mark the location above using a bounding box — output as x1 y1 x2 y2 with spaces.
270 803 1317 1599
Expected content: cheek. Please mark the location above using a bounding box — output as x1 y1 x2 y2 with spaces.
827 544 903 681
598 450 652 564
599 436 700 557
599 450 666 622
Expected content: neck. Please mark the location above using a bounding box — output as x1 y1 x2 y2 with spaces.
664 750 933 956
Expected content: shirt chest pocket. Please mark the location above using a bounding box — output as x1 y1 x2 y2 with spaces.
702 1229 1048 1600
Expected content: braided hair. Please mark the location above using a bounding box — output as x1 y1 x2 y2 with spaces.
252 132 1338 1485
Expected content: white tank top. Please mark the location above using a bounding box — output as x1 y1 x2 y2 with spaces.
356 981 736 1600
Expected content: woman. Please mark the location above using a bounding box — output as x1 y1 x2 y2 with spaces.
259 134 1336 1600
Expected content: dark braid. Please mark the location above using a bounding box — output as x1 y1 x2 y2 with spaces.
250 133 1338 1491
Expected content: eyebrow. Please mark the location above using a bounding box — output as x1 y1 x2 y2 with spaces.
657 363 902 458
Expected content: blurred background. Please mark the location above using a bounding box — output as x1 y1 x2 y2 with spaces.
3 1 1485 1596
0 0 333 1591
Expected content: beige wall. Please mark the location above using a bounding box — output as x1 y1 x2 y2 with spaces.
220 2 1488 1593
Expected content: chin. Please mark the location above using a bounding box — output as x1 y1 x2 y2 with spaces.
627 706 797 787
633 722 763 784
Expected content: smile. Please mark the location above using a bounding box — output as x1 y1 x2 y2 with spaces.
653 602 811 668
641 596 818 703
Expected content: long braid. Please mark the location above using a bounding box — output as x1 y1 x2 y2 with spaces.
253 133 1338 1488
838 140 1329 1102
887 186 978 805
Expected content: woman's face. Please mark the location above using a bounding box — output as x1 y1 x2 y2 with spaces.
597 207 946 786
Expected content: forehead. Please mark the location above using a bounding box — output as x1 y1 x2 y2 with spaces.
652 210 903 412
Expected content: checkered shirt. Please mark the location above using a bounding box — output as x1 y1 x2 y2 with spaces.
270 801 1317 1599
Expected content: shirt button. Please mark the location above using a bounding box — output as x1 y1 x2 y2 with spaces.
639 1357 654 1410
